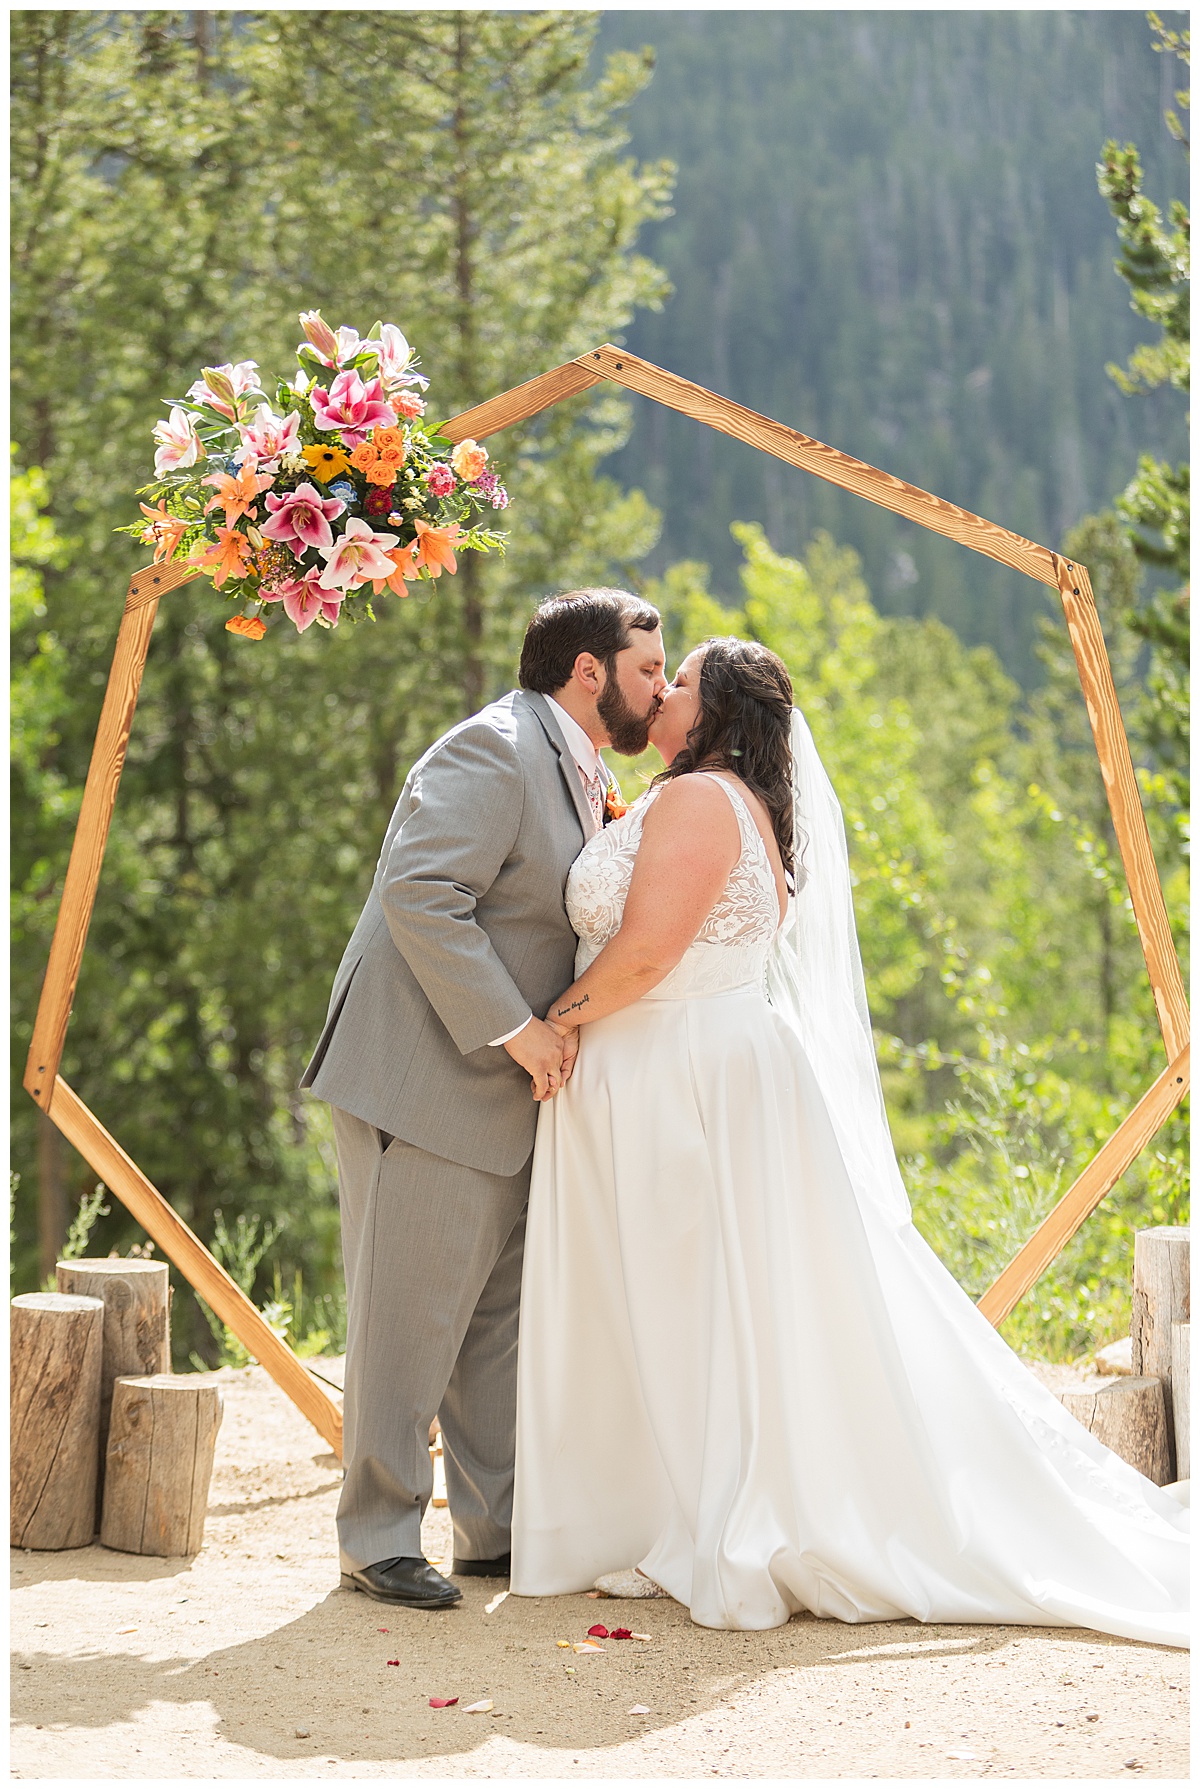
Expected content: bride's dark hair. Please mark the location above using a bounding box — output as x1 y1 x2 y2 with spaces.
655 636 797 885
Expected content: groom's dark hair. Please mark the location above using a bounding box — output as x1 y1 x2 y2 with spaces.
519 588 661 694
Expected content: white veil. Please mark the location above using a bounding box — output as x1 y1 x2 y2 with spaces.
764 709 913 1230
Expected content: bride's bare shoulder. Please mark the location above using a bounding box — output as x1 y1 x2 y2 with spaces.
639 773 741 847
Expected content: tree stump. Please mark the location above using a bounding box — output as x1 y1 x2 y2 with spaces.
55 1257 170 1518
100 1374 223 1557
11 1292 104 1550
1170 1323 1189 1482
1060 1376 1171 1486
1131 1226 1190 1475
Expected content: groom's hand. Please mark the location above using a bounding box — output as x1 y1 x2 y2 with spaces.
504 1016 566 1101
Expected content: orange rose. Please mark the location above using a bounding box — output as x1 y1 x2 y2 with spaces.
226 614 267 640
352 426 406 485
450 438 488 483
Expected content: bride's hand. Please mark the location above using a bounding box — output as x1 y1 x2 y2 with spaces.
547 1017 580 1086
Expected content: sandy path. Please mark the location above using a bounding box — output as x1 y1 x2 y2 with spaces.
10 1362 1189 1779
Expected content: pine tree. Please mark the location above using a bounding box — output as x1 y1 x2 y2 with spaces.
1097 13 1189 813
8 12 673 1348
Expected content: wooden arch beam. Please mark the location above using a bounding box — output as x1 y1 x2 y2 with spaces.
25 343 1188 1452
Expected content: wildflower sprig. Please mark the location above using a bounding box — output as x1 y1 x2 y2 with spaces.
120 312 510 639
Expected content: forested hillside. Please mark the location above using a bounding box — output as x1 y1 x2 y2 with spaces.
11 11 1186 1365
595 10 1188 683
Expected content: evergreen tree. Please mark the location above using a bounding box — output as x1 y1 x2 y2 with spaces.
8 13 672 1353
594 10 1188 684
1097 13 1189 814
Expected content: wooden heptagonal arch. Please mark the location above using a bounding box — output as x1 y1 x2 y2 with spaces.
25 345 1190 1451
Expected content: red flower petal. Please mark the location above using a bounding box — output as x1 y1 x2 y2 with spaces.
587 1624 610 1638
611 1628 633 1640
386 1659 400 1667
429 1697 459 1708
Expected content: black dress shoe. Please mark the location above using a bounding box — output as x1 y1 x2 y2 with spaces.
340 1556 462 1608
452 1552 511 1578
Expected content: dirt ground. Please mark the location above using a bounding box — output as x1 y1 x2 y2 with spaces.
10 1360 1189 1781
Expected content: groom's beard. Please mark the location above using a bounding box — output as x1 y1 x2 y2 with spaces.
598 675 660 756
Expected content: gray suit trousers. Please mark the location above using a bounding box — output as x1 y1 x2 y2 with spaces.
333 1106 530 1569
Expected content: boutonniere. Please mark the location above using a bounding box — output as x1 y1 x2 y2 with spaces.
603 779 628 826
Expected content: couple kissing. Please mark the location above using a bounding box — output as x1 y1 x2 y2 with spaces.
302 588 1187 1644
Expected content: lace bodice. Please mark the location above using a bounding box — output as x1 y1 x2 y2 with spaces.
566 775 783 998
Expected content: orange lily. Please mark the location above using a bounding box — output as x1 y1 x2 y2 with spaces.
413 519 463 578
372 539 420 596
191 526 253 589
226 614 267 640
203 462 273 527
138 499 189 565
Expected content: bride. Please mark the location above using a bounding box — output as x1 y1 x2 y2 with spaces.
510 635 1188 1644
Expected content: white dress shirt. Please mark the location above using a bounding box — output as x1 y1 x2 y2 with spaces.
489 695 605 1048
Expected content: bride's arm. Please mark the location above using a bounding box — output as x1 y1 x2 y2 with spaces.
548 776 741 1030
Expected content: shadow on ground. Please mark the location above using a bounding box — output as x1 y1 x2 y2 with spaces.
14 1559 1127 1767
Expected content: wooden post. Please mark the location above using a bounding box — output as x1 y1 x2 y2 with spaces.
977 1047 1189 1327
1132 1227 1190 1475
46 1076 343 1457
101 1373 223 1557
1170 1324 1190 1482
24 564 198 1110
36 1110 69 1284
11 1292 104 1549
1053 559 1189 1061
1059 1377 1171 1486
56 1257 170 1512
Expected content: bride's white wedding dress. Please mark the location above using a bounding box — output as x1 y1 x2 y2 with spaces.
511 766 1188 1642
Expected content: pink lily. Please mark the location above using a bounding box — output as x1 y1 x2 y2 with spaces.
153 406 205 475
185 359 262 421
297 310 340 362
260 482 346 551
316 517 399 592
237 406 302 472
309 370 396 447
375 323 428 393
298 311 376 370
261 565 344 633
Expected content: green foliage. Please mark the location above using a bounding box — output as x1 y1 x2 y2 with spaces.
1148 10 1191 147
596 10 1188 685
193 1210 282 1371
1097 15 1190 829
1097 139 1189 396
9 11 673 1359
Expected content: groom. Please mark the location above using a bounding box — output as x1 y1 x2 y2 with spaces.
302 588 666 1608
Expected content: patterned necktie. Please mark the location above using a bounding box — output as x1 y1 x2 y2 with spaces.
583 766 606 828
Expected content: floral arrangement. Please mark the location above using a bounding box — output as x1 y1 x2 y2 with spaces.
125 313 509 638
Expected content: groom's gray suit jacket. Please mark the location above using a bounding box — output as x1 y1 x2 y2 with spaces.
301 690 592 1177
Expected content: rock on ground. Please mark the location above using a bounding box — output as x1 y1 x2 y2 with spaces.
9 1360 1189 1779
